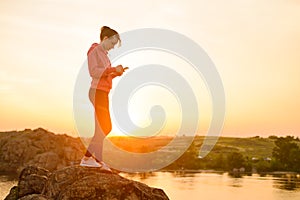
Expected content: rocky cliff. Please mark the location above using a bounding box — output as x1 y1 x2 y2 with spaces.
0 128 85 173
5 166 169 200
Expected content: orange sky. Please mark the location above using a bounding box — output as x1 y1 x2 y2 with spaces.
0 0 299 138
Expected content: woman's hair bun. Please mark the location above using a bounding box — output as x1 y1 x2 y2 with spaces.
99 26 121 45
101 26 110 31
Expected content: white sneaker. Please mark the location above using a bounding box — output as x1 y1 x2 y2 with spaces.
100 161 112 172
80 156 101 167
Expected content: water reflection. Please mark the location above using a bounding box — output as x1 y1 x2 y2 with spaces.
2 171 300 200
229 177 243 188
0 174 18 200
122 171 300 192
273 174 300 191
171 171 196 178
228 172 253 178
122 172 156 180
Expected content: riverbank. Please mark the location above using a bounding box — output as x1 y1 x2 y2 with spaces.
1 128 299 175
161 169 300 175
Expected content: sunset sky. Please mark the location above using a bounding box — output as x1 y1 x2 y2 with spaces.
0 0 299 138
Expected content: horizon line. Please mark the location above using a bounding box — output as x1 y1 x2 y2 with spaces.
0 127 299 139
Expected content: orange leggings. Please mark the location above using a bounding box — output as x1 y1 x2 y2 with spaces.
85 88 112 161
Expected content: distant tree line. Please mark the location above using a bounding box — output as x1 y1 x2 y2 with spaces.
271 136 300 172
164 136 300 173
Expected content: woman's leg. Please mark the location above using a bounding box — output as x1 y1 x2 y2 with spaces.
85 89 112 162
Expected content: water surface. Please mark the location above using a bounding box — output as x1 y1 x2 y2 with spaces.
121 172 300 200
1 172 300 200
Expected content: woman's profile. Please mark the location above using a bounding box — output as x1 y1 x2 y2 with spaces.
80 26 127 170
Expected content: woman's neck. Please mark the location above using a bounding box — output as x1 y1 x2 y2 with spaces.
100 42 107 51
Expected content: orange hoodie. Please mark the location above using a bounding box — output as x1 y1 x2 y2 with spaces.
87 43 117 92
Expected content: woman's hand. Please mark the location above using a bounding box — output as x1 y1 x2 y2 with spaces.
115 65 124 76
111 65 129 77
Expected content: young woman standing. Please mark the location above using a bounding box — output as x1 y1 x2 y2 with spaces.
80 26 126 170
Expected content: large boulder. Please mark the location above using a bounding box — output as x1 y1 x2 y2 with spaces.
0 128 85 173
5 166 169 200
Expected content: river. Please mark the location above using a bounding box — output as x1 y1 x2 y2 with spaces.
1 172 300 200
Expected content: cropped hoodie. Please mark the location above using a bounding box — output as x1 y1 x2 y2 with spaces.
87 43 118 92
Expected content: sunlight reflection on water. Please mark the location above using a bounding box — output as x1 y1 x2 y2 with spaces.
0 174 18 199
120 172 300 200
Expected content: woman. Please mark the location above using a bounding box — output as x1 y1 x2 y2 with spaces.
80 26 126 170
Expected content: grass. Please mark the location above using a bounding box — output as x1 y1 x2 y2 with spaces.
108 135 277 159
207 137 276 158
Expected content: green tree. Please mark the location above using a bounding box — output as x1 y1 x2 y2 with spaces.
255 160 271 173
272 137 300 172
226 152 245 170
215 153 225 169
165 141 202 170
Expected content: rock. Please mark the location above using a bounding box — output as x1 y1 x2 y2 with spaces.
18 194 50 200
4 186 18 200
28 152 60 171
18 166 50 198
5 166 169 200
0 128 85 173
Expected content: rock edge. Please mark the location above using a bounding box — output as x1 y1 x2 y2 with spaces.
5 165 169 200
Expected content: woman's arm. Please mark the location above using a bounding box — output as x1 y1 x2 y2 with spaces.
88 51 107 78
87 49 117 78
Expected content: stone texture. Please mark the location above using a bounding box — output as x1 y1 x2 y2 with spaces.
17 166 50 198
28 152 60 172
18 194 50 200
0 128 85 173
5 166 169 200
4 186 18 200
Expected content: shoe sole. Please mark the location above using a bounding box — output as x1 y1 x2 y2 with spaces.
80 163 102 168
100 167 112 172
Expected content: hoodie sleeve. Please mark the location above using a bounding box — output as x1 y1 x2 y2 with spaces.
88 50 105 78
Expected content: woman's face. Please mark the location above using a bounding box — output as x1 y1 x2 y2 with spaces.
103 36 118 51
